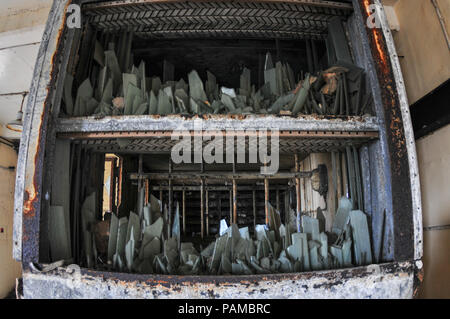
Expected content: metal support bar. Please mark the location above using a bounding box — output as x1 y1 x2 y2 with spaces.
232 162 237 225
206 190 210 236
168 159 173 237
229 190 233 224
253 190 257 230
182 190 186 236
201 162 205 240
148 185 289 192
295 154 302 232
131 170 315 181
265 178 269 225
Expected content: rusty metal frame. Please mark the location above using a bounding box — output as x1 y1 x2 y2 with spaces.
56 115 379 133
22 261 416 299
13 0 72 262
349 0 421 263
12 0 423 299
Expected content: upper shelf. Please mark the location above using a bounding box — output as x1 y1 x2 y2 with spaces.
83 0 354 40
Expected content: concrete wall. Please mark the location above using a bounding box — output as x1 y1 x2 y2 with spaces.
391 0 450 104
0 143 21 298
416 125 450 299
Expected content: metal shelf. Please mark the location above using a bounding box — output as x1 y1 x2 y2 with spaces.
83 0 353 40
56 114 379 154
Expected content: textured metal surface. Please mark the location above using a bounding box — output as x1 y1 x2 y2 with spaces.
354 0 415 262
56 115 379 132
13 0 71 262
83 0 353 40
22 261 415 299
373 0 423 261
71 133 377 154
56 115 379 153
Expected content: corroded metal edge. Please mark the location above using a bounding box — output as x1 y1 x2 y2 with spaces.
56 115 380 133
373 0 423 261
22 261 415 299
12 0 72 262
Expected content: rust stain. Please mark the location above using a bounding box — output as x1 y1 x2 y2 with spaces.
361 0 407 175
23 1 73 248
363 0 388 74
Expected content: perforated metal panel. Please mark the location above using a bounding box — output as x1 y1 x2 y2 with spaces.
83 0 353 39
67 130 377 154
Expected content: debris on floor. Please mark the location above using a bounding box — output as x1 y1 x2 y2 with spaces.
81 193 373 275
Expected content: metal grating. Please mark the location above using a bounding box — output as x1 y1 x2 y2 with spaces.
64 130 378 154
83 0 353 39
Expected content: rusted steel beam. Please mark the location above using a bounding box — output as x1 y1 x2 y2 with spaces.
356 0 415 260
145 179 149 206
13 0 72 263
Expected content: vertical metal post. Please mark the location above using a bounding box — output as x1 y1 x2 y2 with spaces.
145 179 149 206
232 162 237 225
252 190 257 230
264 157 269 225
169 159 173 237
265 178 269 225
206 190 210 236
295 154 302 232
182 190 186 236
201 161 205 239
229 190 233 224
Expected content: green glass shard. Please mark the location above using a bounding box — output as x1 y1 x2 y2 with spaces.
332 196 353 236
302 215 320 242
188 70 208 102
157 89 172 115
49 206 71 262
349 210 373 266
149 90 158 115
115 216 128 258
